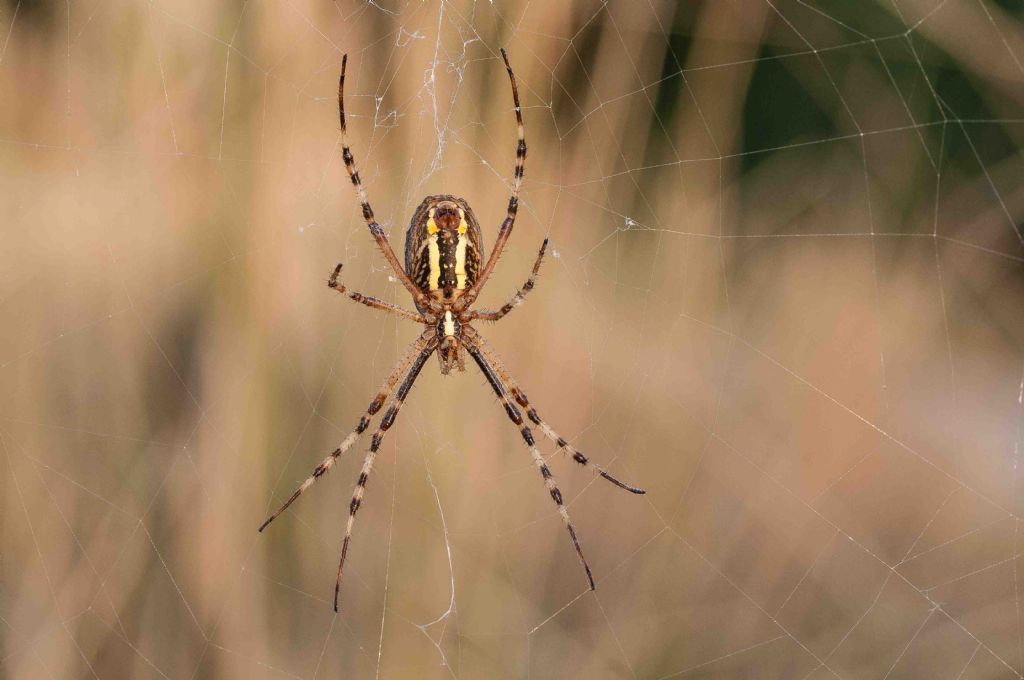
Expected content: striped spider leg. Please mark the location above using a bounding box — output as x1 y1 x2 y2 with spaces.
259 330 433 534
259 330 436 612
464 336 595 589
468 238 548 322
463 328 645 591
466 329 645 495
328 263 426 324
261 48 644 609
333 337 436 610
338 54 443 318
453 48 526 314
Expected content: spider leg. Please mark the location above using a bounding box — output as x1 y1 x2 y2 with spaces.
338 55 439 313
459 48 526 311
334 340 436 611
465 340 595 591
259 331 434 533
329 264 427 323
470 238 547 322
467 330 644 494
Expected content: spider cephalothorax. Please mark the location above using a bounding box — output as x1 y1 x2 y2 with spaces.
260 49 645 611
435 308 465 374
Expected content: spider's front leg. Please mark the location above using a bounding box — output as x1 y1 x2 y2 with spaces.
337 55 443 317
457 48 526 313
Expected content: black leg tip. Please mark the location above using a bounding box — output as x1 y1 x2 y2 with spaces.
583 565 596 591
328 263 343 287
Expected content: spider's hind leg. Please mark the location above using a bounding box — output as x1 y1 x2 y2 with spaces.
465 340 595 591
258 330 434 533
467 332 644 495
334 340 436 610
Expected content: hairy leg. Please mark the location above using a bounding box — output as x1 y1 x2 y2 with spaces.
470 239 547 322
259 330 434 533
329 264 427 323
459 49 527 311
466 331 644 494
338 55 439 314
466 340 595 590
334 341 436 610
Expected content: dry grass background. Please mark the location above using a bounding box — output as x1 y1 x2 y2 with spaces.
1 1 1023 678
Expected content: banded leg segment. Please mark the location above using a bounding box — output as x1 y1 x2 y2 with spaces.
328 264 426 323
466 342 595 591
338 55 438 313
471 238 547 322
468 332 644 494
335 342 436 611
460 48 526 311
259 331 434 533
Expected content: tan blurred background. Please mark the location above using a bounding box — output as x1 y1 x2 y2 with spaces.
2 1 1023 678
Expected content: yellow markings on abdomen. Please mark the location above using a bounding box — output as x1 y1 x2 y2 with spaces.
454 235 468 289
427 207 439 235
427 235 442 291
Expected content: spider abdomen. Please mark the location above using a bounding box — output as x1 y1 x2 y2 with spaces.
405 195 483 308
430 230 467 291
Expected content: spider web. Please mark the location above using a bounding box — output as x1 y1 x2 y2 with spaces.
1 0 1023 677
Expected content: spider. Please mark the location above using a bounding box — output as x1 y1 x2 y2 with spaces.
259 49 645 611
